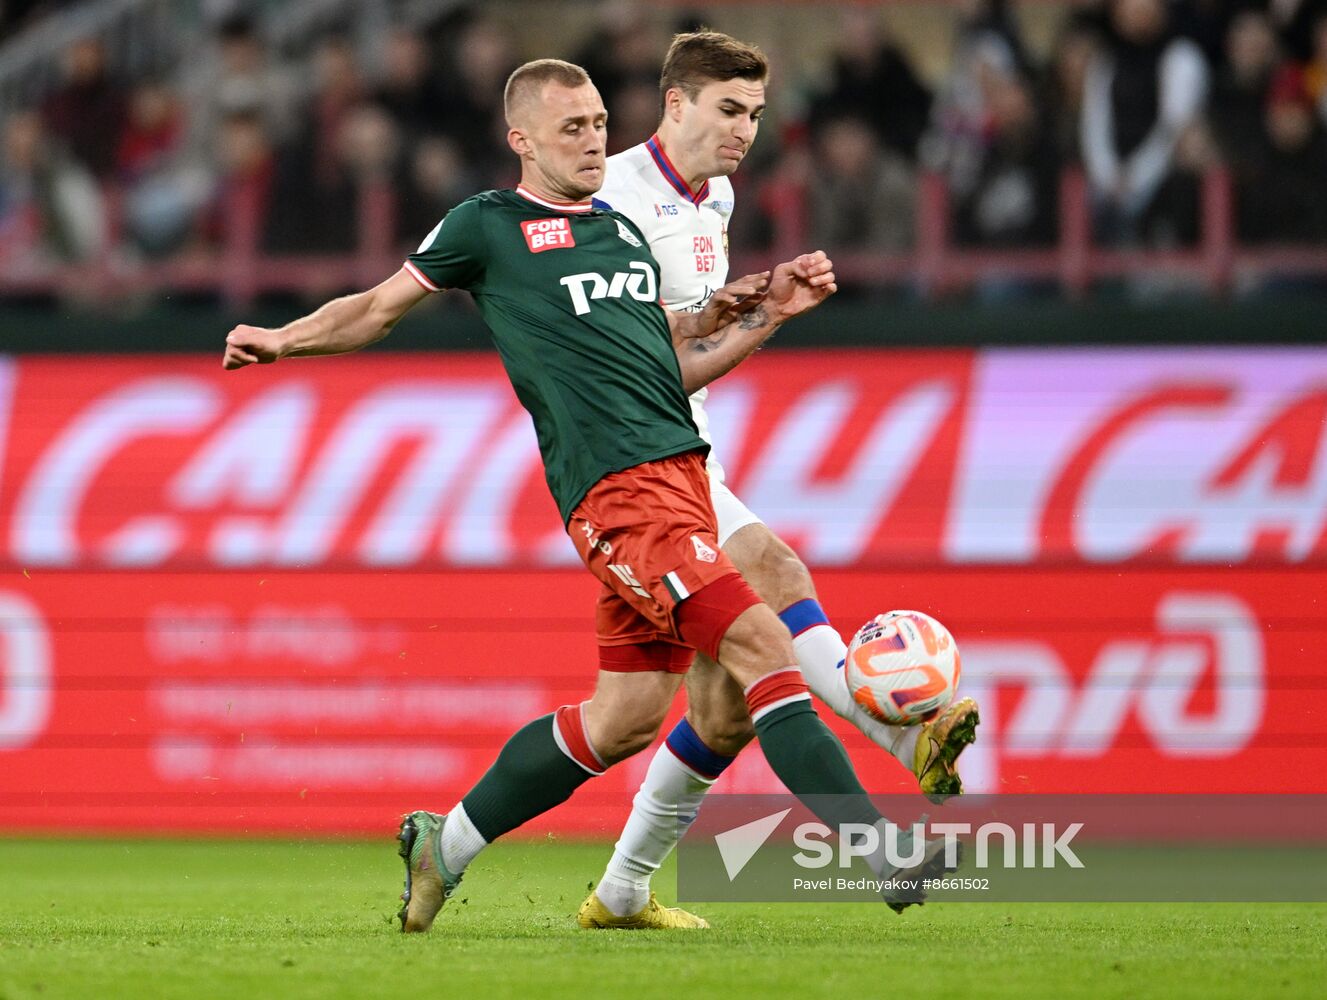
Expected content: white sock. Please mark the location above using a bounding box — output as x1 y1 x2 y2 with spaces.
440 802 487 875
793 623 917 770
596 744 716 917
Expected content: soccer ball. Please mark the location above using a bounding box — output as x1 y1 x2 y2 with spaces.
844 610 960 726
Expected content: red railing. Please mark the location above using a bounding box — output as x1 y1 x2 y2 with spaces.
2 167 1324 308
739 165 1327 300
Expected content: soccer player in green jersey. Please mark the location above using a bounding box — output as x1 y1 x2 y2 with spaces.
581 30 980 930
223 59 949 933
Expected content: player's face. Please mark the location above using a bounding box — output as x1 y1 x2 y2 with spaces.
674 77 765 179
521 82 608 200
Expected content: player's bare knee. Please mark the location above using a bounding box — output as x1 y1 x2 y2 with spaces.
716 604 799 689
688 708 754 756
682 657 754 755
765 551 815 612
586 670 680 765
727 526 816 613
593 706 668 765
732 624 794 665
602 732 655 764
747 609 797 664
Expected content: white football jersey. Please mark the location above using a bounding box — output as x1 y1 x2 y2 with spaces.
597 135 734 479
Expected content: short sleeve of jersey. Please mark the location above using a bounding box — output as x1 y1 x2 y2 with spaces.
405 197 486 292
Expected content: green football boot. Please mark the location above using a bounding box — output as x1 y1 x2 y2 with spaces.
396 810 463 933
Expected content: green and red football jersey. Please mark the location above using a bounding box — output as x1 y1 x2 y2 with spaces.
406 186 705 523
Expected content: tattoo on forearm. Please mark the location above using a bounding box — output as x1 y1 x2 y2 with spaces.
737 305 769 330
691 331 727 353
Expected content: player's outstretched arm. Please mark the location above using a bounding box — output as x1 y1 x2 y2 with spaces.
667 271 769 347
222 268 431 370
763 250 838 321
670 251 837 393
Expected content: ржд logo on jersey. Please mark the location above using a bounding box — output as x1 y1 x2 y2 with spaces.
521 217 576 253
561 261 658 316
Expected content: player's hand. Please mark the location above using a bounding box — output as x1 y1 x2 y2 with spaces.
689 271 771 338
223 325 287 369
765 251 837 322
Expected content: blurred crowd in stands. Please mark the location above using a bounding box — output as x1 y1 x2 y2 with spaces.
2 0 1326 289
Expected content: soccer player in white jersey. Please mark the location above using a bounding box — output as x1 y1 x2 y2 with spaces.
578 31 980 930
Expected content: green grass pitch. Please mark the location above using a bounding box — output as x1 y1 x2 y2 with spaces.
1 838 1323 1000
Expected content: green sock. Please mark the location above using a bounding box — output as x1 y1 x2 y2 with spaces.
754 700 883 829
461 713 596 842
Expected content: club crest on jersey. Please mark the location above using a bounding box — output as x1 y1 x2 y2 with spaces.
691 535 718 563
615 219 642 247
521 217 576 253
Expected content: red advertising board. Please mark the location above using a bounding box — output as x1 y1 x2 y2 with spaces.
3 349 1326 572
1 567 1322 835
1 350 1324 835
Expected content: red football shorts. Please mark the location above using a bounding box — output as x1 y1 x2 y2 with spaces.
567 450 761 672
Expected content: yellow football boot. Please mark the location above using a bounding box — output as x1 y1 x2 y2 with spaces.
576 890 710 929
913 697 980 798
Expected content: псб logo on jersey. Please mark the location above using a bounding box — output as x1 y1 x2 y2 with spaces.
521 217 576 253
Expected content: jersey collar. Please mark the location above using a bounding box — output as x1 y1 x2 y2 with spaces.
645 135 711 207
515 184 595 213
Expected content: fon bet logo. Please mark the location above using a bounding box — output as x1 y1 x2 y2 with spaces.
520 217 575 253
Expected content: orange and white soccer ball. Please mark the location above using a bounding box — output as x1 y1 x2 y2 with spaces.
844 610 960 726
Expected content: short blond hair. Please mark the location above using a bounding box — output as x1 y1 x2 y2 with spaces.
504 58 591 125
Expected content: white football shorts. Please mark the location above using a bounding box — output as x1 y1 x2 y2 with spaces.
709 476 764 548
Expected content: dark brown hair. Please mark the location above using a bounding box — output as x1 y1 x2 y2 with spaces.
659 30 769 105
504 58 592 124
